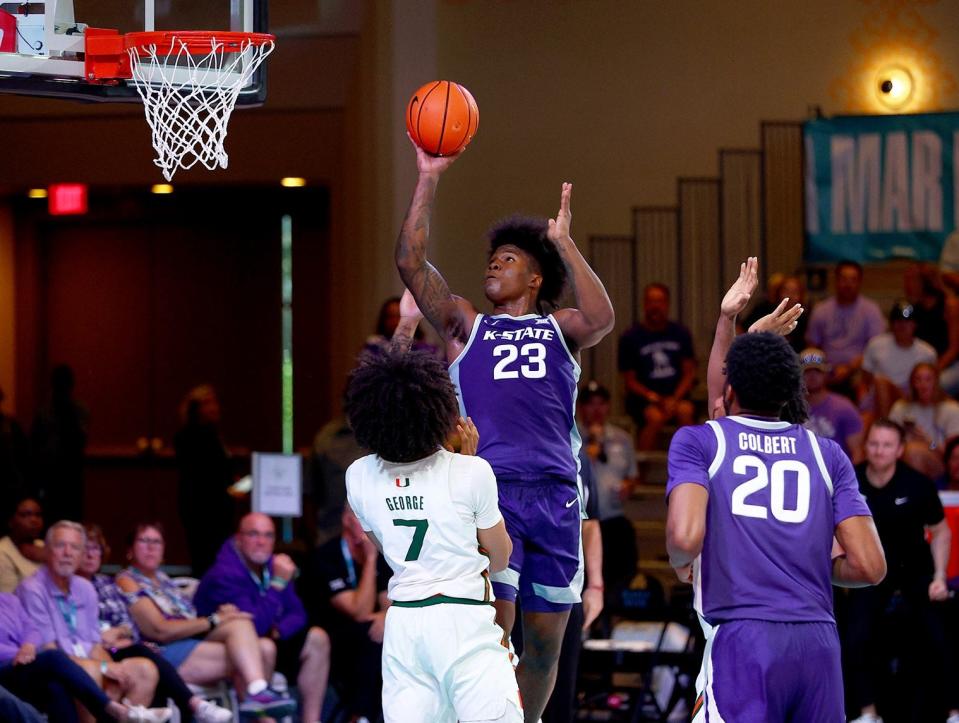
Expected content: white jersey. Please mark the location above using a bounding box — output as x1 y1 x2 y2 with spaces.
346 448 502 604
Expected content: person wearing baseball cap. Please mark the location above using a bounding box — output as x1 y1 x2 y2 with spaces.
861 300 937 418
801 347 864 462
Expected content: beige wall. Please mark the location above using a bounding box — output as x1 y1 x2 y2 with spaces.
407 0 959 304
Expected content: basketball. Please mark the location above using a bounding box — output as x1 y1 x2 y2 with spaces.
406 80 479 156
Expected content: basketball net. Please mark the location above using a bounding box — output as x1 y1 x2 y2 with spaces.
126 35 275 181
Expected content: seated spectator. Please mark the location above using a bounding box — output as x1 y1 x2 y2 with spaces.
806 260 886 395
303 504 392 723
801 348 864 462
14 521 172 721
1 590 172 722
904 263 959 395
577 380 638 597
0 497 45 594
76 524 232 722
846 421 957 723
116 522 294 717
887 362 959 481
861 301 937 420
744 274 809 353
618 283 697 450
195 513 330 723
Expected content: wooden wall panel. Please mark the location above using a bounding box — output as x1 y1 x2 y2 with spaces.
762 122 805 276
633 207 679 322
678 179 721 365
587 236 633 413
720 149 762 287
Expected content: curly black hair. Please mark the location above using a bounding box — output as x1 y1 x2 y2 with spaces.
488 215 568 313
726 332 802 418
345 348 459 463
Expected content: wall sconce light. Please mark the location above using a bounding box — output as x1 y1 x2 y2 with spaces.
151 184 174 194
875 64 914 111
281 177 307 188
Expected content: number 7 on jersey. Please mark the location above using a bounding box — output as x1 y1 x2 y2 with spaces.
393 519 429 561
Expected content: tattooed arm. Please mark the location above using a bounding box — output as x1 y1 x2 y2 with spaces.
395 138 477 360
390 289 423 353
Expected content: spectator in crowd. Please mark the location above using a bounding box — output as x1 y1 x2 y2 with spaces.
744 274 809 353
806 260 886 395
618 283 697 450
116 522 294 717
861 300 937 418
363 295 438 359
887 362 959 481
0 497 44 594
307 412 366 549
0 386 29 497
0 589 171 722
846 421 957 723
31 365 89 524
195 513 331 723
76 524 233 722
904 263 959 391
174 385 237 576
303 504 391 723
801 348 864 462
15 520 172 721
577 380 638 597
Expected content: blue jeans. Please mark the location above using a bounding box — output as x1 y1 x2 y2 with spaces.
0 649 112 723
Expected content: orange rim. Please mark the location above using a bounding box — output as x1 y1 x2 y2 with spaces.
125 30 275 56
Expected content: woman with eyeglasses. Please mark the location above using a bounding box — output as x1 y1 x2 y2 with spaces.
76 524 232 722
115 522 294 718
888 362 959 480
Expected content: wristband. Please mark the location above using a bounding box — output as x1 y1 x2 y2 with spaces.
207 613 220 630
269 577 289 591
100 660 109 675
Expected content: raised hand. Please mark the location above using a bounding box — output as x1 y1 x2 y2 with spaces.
457 416 479 455
720 257 759 320
272 553 297 582
749 297 804 336
399 288 423 323
547 182 572 243
410 133 461 176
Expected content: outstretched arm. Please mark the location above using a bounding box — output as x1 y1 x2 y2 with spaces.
707 258 758 413
395 139 475 352
390 289 423 353
550 183 615 351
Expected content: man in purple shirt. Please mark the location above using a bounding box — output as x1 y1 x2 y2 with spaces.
801 347 864 462
16 521 170 721
806 260 886 393
666 332 886 722
195 513 330 723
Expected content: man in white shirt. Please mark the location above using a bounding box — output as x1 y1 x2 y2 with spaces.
344 348 522 723
862 300 937 417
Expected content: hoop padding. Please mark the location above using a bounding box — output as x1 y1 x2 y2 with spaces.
125 32 275 181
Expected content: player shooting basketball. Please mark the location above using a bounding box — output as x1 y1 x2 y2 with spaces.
395 140 614 722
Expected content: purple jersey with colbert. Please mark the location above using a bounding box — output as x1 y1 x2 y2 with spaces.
667 415 871 625
449 313 581 482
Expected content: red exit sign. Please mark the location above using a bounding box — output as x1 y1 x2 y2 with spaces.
48 183 88 215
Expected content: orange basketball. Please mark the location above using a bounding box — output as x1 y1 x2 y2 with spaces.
406 80 479 156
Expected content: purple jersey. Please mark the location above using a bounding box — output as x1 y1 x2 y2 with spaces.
449 313 581 481
667 415 871 624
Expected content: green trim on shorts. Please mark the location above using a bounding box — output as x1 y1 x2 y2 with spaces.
391 594 493 608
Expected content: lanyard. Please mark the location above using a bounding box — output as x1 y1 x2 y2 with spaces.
341 538 357 587
248 567 271 594
55 594 78 634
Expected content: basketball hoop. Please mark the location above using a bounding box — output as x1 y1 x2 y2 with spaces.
122 31 275 181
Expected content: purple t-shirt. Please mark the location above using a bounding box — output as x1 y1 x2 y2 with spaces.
805 296 886 366
449 313 581 481
0 592 41 665
667 415 871 624
805 393 863 458
16 567 101 657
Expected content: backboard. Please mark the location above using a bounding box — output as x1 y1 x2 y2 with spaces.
0 0 269 104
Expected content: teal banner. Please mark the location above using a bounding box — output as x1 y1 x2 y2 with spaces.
804 112 959 262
